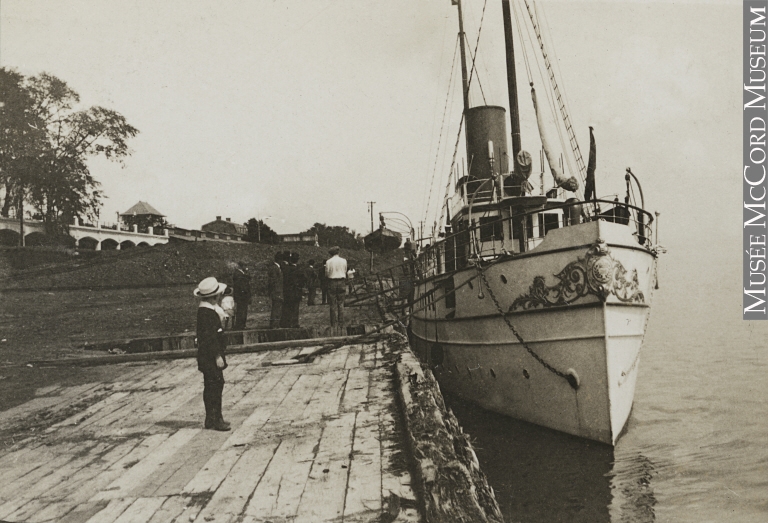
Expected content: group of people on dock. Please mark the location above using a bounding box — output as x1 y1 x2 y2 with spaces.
267 246 348 330
191 246 349 431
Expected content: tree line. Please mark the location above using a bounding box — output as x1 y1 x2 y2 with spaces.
244 220 364 250
0 68 138 241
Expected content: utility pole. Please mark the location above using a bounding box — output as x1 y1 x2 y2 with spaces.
366 201 375 271
366 201 376 233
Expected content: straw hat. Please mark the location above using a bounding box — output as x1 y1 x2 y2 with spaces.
194 276 227 297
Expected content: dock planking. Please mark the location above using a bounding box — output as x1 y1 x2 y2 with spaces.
0 340 421 522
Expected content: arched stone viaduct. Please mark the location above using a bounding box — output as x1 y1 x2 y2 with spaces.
0 216 169 250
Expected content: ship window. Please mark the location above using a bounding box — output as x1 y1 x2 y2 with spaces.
509 216 533 240
526 215 535 238
479 217 503 242
539 213 560 235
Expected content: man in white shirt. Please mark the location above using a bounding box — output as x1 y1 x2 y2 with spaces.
324 246 347 329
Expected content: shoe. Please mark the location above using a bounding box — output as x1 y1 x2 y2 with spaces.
210 409 231 431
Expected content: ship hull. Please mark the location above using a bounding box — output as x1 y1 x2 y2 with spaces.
409 220 655 445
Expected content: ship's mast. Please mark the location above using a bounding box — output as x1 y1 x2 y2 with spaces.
456 0 470 114
501 0 521 168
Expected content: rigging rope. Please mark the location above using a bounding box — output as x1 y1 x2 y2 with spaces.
431 0 490 235
465 35 488 106
523 0 587 192
532 1 578 186
424 36 460 230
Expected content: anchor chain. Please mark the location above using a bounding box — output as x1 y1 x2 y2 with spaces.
475 264 579 389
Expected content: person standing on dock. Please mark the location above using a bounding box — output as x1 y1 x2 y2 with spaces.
267 252 284 329
325 246 347 331
232 261 251 330
305 259 319 306
282 252 305 328
194 276 231 432
319 259 329 305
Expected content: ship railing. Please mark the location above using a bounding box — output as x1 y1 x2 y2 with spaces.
346 198 654 314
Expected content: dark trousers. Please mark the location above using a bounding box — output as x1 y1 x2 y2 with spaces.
202 367 224 419
234 301 248 330
307 286 317 305
328 279 346 327
281 299 300 328
321 284 328 304
270 298 283 329
279 301 290 328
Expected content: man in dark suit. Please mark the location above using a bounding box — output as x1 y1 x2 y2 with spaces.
268 252 283 329
194 276 230 431
281 252 305 328
305 259 319 306
232 261 251 330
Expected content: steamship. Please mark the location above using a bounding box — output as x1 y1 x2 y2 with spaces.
406 0 660 445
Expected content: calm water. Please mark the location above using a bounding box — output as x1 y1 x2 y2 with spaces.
446 253 768 522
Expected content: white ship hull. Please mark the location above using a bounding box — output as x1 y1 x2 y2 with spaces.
409 220 655 445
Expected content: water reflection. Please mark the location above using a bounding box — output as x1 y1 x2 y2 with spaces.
446 395 656 523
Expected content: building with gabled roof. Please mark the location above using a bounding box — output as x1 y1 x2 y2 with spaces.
120 201 165 218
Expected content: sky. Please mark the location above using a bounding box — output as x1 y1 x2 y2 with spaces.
0 0 742 255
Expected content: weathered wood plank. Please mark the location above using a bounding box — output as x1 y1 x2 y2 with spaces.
344 344 364 369
83 498 135 523
4 442 114 522
317 345 350 371
243 427 322 519
145 494 204 523
344 410 383 522
0 441 93 509
260 372 323 430
56 500 111 523
19 438 142 523
193 439 281 523
61 433 167 507
295 368 348 426
341 367 371 413
225 370 302 447
294 412 356 522
112 496 166 523
92 429 199 500
138 428 232 497
182 446 246 495
0 441 81 497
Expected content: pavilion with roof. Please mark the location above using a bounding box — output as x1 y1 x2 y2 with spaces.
119 201 167 233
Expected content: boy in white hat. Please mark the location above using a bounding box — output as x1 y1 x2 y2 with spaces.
194 276 231 431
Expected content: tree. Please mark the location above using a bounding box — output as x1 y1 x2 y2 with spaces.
244 218 279 244
0 69 138 238
302 223 364 250
0 68 46 220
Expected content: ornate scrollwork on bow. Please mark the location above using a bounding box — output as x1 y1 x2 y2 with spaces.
509 240 644 311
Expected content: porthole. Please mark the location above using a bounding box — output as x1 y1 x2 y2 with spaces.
500 275 508 284
523 368 530 379
490 368 497 379
468 280 474 290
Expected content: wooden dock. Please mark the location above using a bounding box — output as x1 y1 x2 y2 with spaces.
0 340 420 523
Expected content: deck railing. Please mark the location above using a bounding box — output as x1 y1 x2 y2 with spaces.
346 198 654 314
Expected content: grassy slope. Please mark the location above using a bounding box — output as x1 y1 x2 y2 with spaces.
0 241 404 291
